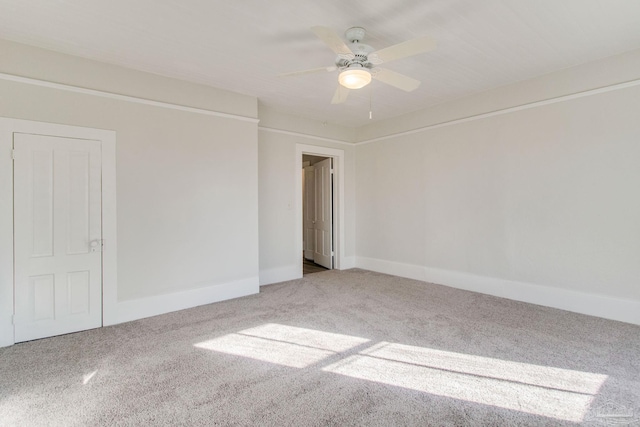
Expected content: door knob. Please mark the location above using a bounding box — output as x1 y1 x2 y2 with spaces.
90 239 103 252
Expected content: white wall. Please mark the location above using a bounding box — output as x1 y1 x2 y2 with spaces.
258 106 356 285
0 41 260 345
355 49 640 325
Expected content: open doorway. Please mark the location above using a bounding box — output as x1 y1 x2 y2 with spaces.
295 144 345 278
303 155 332 275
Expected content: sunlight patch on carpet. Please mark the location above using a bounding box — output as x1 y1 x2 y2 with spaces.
82 370 98 385
194 323 369 368
196 323 608 422
322 342 607 422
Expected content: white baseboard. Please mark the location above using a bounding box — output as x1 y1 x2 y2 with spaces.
0 277 259 347
112 276 259 325
259 256 355 286
0 314 13 347
357 257 426 281
339 256 356 270
259 265 301 286
356 257 640 326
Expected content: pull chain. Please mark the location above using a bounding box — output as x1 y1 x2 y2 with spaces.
369 84 373 120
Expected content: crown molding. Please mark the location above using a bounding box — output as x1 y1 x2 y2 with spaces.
258 126 353 146
356 78 640 145
0 72 260 123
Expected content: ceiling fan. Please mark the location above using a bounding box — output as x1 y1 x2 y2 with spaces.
279 26 436 104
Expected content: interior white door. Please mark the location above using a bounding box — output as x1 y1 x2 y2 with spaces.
313 158 332 269
14 133 103 342
303 165 315 260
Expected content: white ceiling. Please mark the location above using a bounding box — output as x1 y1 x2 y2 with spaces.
1 1 640 127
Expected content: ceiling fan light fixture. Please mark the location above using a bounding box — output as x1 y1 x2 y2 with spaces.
339 67 371 89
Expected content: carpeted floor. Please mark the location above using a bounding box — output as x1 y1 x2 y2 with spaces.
1 269 639 426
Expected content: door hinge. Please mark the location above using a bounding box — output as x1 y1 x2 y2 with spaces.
11 314 15 325
11 149 15 160
330 168 334 174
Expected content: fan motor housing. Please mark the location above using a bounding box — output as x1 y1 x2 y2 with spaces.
336 43 374 67
335 27 375 69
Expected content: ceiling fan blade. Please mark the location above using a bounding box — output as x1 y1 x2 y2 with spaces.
372 68 421 92
331 85 350 104
370 35 436 64
278 66 337 77
311 26 354 57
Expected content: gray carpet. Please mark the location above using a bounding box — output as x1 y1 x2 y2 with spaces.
1 269 639 426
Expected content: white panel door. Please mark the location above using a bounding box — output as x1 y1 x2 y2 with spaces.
303 165 315 260
14 133 102 342
313 158 332 269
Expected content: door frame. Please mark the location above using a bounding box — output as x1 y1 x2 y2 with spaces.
0 117 117 347
295 144 344 274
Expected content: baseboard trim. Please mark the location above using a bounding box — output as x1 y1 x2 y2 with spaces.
356 257 640 326
112 276 259 325
0 315 13 347
260 265 301 286
0 277 259 347
340 256 356 270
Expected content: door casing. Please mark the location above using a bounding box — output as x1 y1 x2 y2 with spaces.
295 144 345 276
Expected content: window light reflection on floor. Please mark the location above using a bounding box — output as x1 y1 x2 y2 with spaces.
82 370 98 385
194 323 607 422
194 323 369 368
322 341 607 422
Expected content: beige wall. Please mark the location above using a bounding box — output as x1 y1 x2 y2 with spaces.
0 41 259 319
0 39 256 118
355 49 640 324
356 48 640 142
258 106 356 284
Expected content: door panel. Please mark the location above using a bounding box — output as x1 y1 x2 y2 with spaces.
31 274 55 321
67 151 92 254
68 270 91 315
313 158 332 269
14 133 102 342
31 150 54 257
